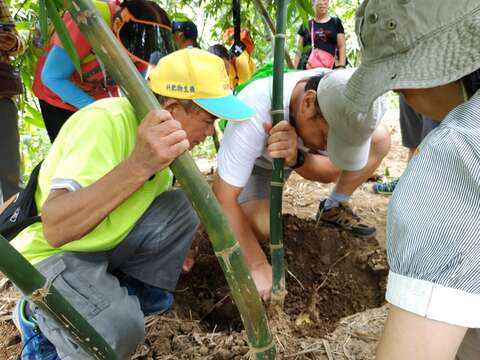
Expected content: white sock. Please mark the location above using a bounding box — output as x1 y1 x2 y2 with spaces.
324 191 350 209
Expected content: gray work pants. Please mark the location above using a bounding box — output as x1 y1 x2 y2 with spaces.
0 97 21 202
30 189 199 359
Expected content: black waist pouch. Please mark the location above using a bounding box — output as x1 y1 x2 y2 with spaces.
0 161 42 241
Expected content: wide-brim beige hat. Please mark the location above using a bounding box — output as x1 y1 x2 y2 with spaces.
345 0 480 112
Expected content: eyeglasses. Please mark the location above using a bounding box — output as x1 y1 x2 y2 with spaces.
116 8 175 66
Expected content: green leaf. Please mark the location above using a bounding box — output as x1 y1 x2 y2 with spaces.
170 12 190 21
24 115 46 129
38 0 49 43
23 101 46 129
14 21 31 31
292 0 312 27
297 0 314 17
53 0 66 10
44 0 82 76
287 3 294 25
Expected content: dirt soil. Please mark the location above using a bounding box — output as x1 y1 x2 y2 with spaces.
0 108 405 359
146 216 389 360
180 217 387 335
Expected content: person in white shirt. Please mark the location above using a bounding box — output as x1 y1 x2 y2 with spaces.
213 68 389 301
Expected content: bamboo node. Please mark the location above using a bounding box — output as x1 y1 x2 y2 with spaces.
270 243 284 250
247 338 276 354
30 287 50 301
275 33 286 39
77 9 95 24
270 181 284 187
214 242 241 263
270 109 284 115
271 289 288 301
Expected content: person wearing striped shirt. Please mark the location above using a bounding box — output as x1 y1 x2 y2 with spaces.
345 0 480 359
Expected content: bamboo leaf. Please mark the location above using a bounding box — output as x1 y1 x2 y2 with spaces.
53 0 66 10
170 12 190 21
14 21 31 31
38 0 48 43
293 0 314 27
44 0 82 76
24 115 46 129
287 3 295 25
23 102 45 129
299 0 314 17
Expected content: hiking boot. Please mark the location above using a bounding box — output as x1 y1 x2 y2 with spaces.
118 275 174 315
13 298 59 360
316 200 376 237
373 179 399 195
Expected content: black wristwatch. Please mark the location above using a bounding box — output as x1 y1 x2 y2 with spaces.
291 149 306 169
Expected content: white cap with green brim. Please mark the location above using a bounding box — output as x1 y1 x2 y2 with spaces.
318 68 386 171
345 0 480 113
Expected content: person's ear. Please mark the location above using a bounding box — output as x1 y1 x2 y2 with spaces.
173 32 182 41
162 99 189 118
302 90 318 115
162 99 178 113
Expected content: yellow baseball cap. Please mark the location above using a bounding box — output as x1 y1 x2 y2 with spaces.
149 48 255 121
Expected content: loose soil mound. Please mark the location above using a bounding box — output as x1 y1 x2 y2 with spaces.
138 215 388 359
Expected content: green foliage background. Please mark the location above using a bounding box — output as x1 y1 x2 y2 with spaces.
8 0 361 177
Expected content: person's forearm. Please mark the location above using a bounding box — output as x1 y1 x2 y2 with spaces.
293 53 301 69
294 35 304 69
223 201 267 266
42 158 150 247
42 45 95 109
337 45 347 66
295 153 340 183
44 77 95 109
213 184 268 267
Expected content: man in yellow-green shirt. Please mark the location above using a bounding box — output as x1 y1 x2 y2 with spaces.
12 48 254 359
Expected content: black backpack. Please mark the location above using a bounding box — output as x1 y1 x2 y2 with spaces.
0 162 42 241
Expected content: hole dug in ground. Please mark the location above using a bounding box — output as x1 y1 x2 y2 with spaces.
175 215 387 336
136 215 388 359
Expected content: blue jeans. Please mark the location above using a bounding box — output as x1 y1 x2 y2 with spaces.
30 189 199 359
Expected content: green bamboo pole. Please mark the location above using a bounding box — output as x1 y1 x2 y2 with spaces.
0 234 118 359
63 0 275 358
270 0 289 308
